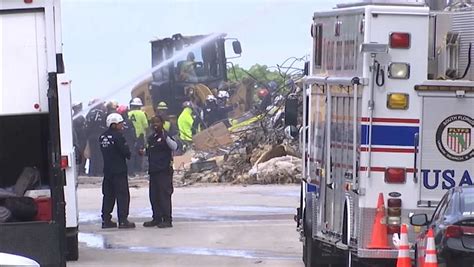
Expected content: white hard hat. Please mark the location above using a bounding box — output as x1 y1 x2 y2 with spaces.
217 90 230 99
182 101 193 108
130 97 143 106
206 95 217 102
106 113 124 128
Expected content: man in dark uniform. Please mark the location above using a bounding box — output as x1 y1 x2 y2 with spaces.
142 115 177 228
86 100 107 176
99 113 135 229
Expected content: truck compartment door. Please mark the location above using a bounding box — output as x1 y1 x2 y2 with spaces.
0 11 48 114
418 95 474 206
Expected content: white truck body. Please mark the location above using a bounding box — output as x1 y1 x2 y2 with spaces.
0 0 78 265
299 1 474 265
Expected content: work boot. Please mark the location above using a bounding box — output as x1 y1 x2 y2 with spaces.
157 221 172 228
101 220 117 229
143 220 160 227
118 220 136 229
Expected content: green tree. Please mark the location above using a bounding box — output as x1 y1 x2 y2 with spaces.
227 64 285 88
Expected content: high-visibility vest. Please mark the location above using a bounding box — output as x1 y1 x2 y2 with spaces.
177 107 194 141
128 109 149 139
163 121 171 132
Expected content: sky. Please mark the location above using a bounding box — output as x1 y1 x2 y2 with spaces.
61 0 339 105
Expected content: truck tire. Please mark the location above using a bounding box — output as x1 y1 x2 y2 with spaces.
66 232 79 261
303 193 325 267
304 230 317 267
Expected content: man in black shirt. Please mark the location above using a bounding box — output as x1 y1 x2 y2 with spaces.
86 101 107 176
99 113 135 229
143 115 178 228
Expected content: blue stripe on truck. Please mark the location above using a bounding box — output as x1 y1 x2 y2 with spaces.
361 125 419 147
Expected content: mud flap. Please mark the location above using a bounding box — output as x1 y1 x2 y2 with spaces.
0 221 63 266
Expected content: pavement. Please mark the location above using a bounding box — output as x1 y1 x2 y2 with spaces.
69 180 304 267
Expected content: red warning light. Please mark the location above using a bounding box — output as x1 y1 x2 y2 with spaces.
390 32 410 49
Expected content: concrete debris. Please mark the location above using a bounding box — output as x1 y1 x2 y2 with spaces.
180 130 301 185
175 81 304 186
248 156 301 184
190 160 218 173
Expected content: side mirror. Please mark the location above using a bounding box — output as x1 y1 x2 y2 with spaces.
284 95 298 127
410 214 429 226
232 41 242 55
303 61 310 76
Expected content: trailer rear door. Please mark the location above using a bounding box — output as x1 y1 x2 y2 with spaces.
0 10 48 114
418 92 474 206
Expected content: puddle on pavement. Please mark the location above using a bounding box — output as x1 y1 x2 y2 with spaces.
79 232 298 261
79 233 108 249
80 205 294 224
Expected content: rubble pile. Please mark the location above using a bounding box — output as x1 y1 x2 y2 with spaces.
179 125 302 186
175 76 305 186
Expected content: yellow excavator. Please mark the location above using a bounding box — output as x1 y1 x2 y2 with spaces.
131 33 254 119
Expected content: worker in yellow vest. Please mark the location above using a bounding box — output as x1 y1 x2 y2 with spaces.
177 101 195 144
128 97 148 176
155 101 171 132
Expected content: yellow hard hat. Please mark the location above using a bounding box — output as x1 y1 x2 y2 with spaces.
157 101 168 110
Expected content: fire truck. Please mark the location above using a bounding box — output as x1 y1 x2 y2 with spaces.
0 1 78 266
297 0 474 266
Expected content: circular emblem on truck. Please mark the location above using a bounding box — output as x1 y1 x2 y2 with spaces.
435 114 473 162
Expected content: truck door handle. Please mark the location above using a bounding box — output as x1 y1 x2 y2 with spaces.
413 133 419 184
344 170 353 179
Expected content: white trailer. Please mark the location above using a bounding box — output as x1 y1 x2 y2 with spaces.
0 0 78 265
297 0 474 266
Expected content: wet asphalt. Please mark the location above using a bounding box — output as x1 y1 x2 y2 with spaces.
69 183 303 267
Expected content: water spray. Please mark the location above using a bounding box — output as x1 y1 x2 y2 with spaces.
74 32 223 119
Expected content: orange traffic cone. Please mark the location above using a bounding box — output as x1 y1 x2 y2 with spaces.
368 193 390 249
424 228 438 267
396 224 410 267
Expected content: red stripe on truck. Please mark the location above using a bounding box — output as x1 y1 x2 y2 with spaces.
361 117 420 124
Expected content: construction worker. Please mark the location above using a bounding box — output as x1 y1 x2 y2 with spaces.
203 95 219 126
116 105 136 154
85 100 107 177
217 90 230 106
105 100 119 116
99 113 135 229
155 101 171 132
179 52 197 82
177 101 195 147
142 115 178 228
128 98 148 176
257 88 271 111
72 102 87 175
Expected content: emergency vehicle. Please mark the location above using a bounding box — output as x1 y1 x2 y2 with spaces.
297 0 474 266
0 0 78 266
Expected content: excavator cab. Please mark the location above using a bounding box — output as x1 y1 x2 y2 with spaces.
149 33 241 115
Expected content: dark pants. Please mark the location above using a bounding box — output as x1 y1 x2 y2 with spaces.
101 172 130 223
149 169 174 222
